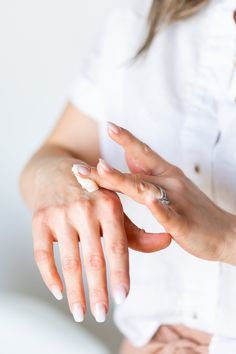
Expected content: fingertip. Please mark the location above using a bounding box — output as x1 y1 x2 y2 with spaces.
72 164 91 177
98 158 114 174
71 303 85 323
145 232 172 252
107 121 122 135
50 285 63 301
162 233 172 248
113 285 128 305
96 166 105 180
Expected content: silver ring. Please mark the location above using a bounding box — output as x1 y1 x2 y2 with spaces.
154 185 170 205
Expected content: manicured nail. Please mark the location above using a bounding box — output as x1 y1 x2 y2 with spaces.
72 303 84 323
113 285 127 305
72 164 91 176
107 121 122 134
98 158 114 173
50 285 63 301
94 303 106 323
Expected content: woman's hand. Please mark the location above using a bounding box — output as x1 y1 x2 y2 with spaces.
32 156 171 323
76 123 236 266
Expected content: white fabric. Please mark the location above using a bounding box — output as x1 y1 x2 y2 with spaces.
210 336 236 354
69 0 236 352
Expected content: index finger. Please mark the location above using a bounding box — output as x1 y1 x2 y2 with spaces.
96 159 172 227
107 122 171 175
72 164 172 251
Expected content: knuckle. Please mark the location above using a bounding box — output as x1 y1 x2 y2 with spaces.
110 240 127 256
87 254 105 271
137 181 146 194
100 195 120 213
47 206 68 231
112 270 127 281
172 165 184 177
33 206 68 229
32 209 47 226
135 181 145 194
50 206 67 224
100 194 113 205
68 289 84 303
62 256 79 272
70 199 93 216
90 288 105 300
34 249 50 264
79 199 93 214
67 201 79 218
54 205 67 217
90 288 107 305
133 176 148 196
142 143 152 156
173 176 185 191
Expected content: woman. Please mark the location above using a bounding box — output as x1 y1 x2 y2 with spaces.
20 0 236 353
76 122 236 268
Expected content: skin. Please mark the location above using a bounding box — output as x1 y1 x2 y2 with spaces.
20 103 171 322
76 122 236 267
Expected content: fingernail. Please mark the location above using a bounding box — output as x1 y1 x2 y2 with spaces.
94 303 106 323
113 285 127 305
107 121 122 134
72 164 91 176
50 285 63 301
72 303 84 323
98 158 114 173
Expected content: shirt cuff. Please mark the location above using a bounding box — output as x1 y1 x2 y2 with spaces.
69 76 106 123
210 336 236 354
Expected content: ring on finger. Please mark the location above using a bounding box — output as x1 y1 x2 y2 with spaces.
153 184 170 205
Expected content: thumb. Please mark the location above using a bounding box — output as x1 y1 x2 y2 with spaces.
124 213 172 253
107 122 171 175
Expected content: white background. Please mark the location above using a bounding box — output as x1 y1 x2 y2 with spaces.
0 0 121 352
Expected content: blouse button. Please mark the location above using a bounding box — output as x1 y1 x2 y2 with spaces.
194 165 201 174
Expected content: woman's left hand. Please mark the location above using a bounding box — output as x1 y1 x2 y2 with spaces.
76 123 236 266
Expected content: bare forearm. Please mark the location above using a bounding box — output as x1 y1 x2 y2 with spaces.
222 212 236 267
20 144 85 210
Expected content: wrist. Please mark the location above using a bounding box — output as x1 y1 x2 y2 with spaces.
32 157 86 208
35 156 83 182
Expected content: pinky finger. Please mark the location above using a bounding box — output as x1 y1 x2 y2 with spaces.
32 220 63 300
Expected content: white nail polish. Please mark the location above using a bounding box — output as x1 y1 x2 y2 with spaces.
94 303 106 323
113 286 127 305
107 121 122 134
98 158 114 173
72 304 84 323
72 164 99 193
50 285 63 300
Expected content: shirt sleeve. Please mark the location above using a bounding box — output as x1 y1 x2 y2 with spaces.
69 4 132 123
209 263 236 354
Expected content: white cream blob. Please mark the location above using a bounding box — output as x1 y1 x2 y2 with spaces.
72 164 99 193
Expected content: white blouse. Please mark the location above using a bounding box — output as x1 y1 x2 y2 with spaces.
70 0 236 352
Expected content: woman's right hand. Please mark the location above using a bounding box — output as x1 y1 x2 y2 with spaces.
32 157 171 323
